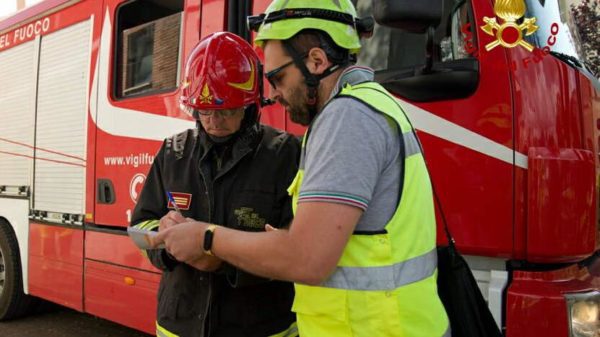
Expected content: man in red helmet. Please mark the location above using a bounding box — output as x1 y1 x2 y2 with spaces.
130 32 299 337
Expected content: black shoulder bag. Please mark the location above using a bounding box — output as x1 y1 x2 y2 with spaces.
434 188 504 337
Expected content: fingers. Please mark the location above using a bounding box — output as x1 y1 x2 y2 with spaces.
159 216 174 232
152 230 166 248
168 211 187 223
159 211 188 231
265 224 278 232
154 221 208 262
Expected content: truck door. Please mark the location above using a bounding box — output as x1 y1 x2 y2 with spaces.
354 0 515 256
93 0 198 228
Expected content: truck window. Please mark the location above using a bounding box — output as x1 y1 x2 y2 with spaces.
354 0 477 72
353 0 478 101
114 0 184 98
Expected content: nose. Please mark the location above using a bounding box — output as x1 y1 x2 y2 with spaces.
269 87 281 101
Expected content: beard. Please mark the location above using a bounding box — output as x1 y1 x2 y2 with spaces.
279 85 313 126
288 104 311 126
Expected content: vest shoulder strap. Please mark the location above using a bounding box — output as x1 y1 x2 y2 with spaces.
337 82 412 133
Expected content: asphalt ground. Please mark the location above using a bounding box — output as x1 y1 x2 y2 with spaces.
0 304 153 337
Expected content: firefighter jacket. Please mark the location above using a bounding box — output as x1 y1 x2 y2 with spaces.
287 81 450 336
131 123 300 337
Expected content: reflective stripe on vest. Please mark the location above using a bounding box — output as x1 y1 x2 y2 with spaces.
268 321 299 337
288 81 449 336
156 319 297 337
132 220 160 258
133 219 159 231
321 248 437 290
156 322 179 337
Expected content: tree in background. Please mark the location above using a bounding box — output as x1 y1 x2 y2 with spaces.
571 0 600 77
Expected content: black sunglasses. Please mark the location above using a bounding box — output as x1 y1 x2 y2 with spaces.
265 52 310 90
265 59 295 90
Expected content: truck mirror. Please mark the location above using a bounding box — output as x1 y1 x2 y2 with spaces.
373 0 443 33
377 59 479 102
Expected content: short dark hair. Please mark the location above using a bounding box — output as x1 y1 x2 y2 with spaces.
286 29 352 65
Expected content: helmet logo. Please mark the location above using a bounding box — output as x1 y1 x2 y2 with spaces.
227 63 255 91
200 83 213 104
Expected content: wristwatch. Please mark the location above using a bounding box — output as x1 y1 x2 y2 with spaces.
203 224 218 256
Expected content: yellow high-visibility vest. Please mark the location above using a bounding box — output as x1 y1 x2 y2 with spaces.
287 82 450 337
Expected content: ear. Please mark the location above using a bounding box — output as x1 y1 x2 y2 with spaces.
306 47 331 75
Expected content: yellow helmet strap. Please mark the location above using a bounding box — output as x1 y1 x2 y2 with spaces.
281 40 344 123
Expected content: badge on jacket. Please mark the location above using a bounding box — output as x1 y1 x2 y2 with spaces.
234 207 265 229
167 192 192 211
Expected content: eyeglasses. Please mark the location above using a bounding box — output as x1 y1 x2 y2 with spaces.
265 59 296 90
195 109 241 118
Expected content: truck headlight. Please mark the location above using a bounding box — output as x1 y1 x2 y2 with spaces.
566 291 600 337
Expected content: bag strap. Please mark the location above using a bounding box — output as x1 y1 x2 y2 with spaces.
432 178 455 248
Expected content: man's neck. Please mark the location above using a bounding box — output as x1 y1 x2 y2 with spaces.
317 69 344 111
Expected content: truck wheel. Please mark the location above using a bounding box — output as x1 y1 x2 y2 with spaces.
0 218 36 320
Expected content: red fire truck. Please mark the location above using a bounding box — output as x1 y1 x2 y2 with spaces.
0 0 598 336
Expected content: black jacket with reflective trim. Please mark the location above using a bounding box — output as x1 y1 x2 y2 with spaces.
131 124 300 337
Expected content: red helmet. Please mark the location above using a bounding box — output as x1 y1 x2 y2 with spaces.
180 32 262 116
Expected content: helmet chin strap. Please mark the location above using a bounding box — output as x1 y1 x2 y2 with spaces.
282 41 344 123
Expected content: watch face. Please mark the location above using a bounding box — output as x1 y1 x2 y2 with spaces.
203 227 215 252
